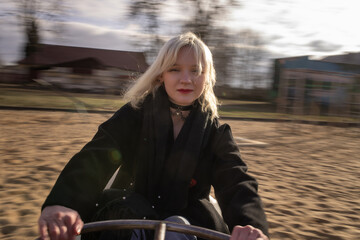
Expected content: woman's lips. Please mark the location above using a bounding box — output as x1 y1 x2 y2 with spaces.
178 89 193 93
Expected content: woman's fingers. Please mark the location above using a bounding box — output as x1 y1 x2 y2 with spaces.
237 226 253 240
38 205 83 240
73 214 84 235
247 229 261 240
38 218 50 240
231 225 268 240
230 225 241 240
63 213 83 238
47 221 61 240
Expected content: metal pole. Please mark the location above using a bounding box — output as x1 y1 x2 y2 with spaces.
154 222 167 240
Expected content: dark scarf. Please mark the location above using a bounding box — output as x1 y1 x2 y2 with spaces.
134 86 212 213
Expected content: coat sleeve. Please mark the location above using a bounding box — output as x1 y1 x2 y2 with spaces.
41 104 141 222
211 123 269 236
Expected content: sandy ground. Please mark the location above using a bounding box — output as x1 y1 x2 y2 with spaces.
1 109 359 240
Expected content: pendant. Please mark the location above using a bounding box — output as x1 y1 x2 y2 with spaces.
172 108 187 121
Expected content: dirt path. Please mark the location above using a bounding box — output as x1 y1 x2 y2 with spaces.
1 110 359 239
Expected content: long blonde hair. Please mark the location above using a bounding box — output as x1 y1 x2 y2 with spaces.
124 32 219 120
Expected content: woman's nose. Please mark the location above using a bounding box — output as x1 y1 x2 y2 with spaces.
180 71 192 83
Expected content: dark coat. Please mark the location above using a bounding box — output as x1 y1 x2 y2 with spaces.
42 92 269 237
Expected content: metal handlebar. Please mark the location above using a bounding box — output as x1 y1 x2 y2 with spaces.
35 219 230 240
82 219 230 240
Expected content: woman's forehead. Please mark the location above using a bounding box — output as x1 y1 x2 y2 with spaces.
173 47 204 66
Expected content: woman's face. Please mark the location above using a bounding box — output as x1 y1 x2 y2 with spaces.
160 47 206 106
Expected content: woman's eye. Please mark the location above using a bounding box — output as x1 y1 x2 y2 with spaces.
192 69 202 74
169 68 179 72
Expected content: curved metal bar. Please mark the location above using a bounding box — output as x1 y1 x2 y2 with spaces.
81 219 230 240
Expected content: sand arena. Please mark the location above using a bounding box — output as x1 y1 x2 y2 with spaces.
1 110 359 240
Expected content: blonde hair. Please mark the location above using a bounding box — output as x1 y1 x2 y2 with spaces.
124 32 219 120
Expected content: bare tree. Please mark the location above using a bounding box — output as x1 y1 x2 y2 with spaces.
126 0 242 72
125 0 268 87
231 29 268 88
127 0 165 62
179 0 242 84
179 1 271 87
180 0 240 41
10 0 67 58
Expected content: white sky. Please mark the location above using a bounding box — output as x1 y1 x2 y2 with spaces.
227 0 360 59
0 0 359 65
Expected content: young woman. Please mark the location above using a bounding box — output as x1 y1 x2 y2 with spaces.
38 32 269 240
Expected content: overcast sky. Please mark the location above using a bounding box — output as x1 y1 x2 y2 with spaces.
1 0 359 65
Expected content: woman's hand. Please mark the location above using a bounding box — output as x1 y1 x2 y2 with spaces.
230 225 269 240
38 205 84 240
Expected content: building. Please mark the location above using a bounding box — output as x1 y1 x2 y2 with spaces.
0 64 29 84
17 44 149 94
322 52 360 65
273 54 360 117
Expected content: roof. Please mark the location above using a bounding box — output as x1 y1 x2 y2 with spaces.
279 56 360 75
321 52 360 66
18 44 149 72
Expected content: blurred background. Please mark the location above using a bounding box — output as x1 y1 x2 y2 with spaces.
0 0 359 121
0 1 360 240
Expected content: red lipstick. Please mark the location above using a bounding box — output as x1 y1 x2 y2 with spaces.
178 89 193 93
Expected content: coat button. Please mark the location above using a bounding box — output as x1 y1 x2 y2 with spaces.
157 195 161 199
122 197 126 200
152 205 155 208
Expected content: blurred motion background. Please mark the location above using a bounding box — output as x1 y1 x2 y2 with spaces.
0 0 359 121
0 1 359 240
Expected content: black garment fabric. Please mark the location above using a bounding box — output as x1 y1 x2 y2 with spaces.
42 87 269 237
133 87 212 213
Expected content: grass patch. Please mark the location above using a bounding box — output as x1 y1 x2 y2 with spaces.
1 85 358 124
0 86 125 111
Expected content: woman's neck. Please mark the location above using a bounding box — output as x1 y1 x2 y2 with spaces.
169 101 193 111
169 101 194 140
170 108 190 140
